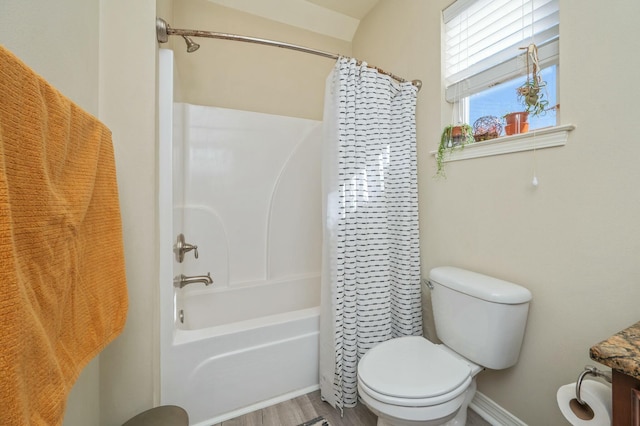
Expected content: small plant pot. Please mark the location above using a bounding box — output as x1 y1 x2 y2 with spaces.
504 112 529 135
449 125 467 146
437 124 473 177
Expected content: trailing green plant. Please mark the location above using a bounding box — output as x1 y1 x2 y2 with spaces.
436 124 474 177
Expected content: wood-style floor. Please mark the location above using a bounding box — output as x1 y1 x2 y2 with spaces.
213 390 490 426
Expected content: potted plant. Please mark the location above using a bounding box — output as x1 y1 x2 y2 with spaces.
503 111 529 136
437 124 474 177
502 43 548 136
472 116 503 141
516 43 549 118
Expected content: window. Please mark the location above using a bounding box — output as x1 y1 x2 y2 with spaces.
444 0 560 133
468 64 557 131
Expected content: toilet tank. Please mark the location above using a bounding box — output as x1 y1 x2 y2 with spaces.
429 267 532 370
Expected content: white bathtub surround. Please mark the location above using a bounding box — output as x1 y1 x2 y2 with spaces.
173 103 323 286
158 50 324 425
319 58 422 412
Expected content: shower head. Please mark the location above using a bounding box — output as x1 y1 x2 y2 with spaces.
182 35 200 53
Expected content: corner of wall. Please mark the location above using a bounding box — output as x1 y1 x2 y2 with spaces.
98 0 159 423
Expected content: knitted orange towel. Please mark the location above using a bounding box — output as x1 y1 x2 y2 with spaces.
0 45 128 425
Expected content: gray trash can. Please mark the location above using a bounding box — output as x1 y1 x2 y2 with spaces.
122 405 188 426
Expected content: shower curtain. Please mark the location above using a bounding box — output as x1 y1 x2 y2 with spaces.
319 57 422 411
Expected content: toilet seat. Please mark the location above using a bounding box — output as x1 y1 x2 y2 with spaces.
358 336 472 407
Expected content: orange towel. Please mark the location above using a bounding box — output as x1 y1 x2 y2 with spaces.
0 45 128 425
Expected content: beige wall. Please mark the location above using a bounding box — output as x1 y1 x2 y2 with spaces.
0 1 100 112
0 1 158 425
98 0 158 425
355 0 640 424
170 0 352 120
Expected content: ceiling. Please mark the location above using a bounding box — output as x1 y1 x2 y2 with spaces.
305 0 381 19
206 0 381 41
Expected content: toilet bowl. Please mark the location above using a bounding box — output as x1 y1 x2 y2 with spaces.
356 267 532 426
357 336 481 426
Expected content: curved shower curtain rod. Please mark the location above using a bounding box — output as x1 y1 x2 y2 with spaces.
156 18 422 91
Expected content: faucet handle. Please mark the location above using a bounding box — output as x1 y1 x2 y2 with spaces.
184 243 198 259
174 233 199 263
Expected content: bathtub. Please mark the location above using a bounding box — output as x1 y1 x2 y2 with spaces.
177 274 320 333
162 275 320 426
158 49 322 425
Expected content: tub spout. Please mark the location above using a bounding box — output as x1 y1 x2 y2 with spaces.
174 273 213 288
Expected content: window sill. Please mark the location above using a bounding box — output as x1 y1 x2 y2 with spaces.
431 124 575 163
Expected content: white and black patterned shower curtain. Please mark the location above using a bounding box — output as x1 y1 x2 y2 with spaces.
319 58 422 411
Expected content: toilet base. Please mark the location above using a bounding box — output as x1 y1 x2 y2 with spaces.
366 379 477 426
376 413 457 426
441 378 476 426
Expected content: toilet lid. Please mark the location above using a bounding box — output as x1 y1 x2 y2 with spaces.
358 336 471 399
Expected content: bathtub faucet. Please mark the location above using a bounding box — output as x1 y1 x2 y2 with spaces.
173 273 213 288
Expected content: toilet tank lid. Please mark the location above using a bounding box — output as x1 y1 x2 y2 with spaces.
429 267 532 304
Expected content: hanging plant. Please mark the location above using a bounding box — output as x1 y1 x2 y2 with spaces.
516 43 549 117
436 124 474 177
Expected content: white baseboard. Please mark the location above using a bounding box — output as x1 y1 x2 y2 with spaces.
469 391 527 426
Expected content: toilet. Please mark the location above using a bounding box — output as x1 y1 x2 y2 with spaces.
357 266 532 426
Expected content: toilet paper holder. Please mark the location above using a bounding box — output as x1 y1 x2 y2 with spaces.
576 365 612 406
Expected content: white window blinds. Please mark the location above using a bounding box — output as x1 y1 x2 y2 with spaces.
444 0 559 102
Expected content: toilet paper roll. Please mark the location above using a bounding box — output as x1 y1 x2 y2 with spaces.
557 380 612 425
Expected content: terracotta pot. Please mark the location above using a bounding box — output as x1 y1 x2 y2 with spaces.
449 125 468 146
504 112 529 135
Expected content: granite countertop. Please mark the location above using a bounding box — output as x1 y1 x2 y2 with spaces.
590 321 640 379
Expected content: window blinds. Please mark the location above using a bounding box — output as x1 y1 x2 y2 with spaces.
444 0 559 102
